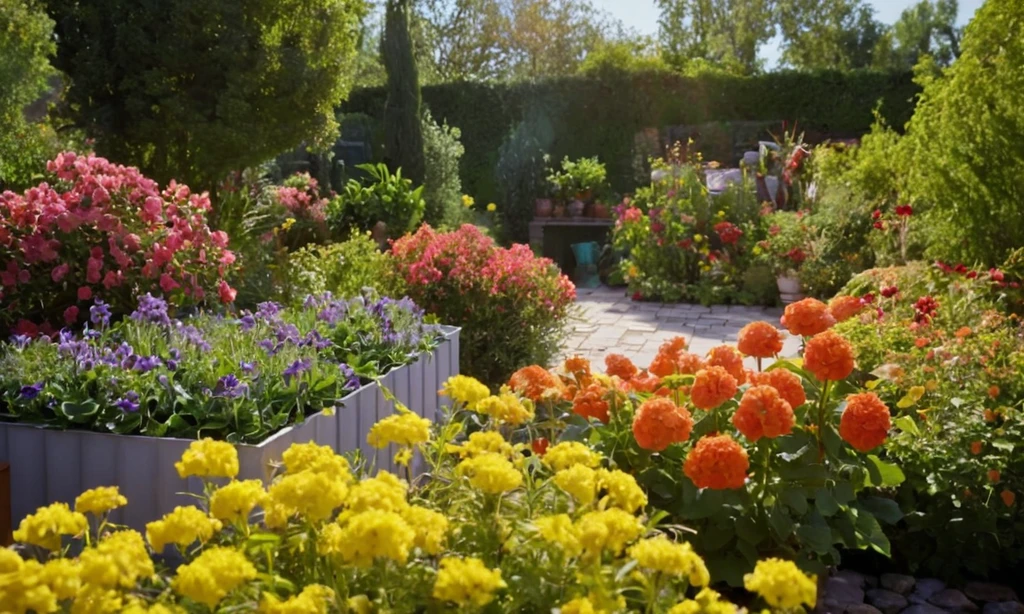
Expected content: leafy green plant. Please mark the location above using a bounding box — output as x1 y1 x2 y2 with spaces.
421 109 464 227
328 163 426 239
547 156 608 201
282 230 406 305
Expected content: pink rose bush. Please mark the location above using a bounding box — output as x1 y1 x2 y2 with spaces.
0 152 237 334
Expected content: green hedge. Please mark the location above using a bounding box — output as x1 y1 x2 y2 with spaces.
343 68 919 241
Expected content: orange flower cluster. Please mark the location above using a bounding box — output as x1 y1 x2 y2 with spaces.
737 321 784 358
781 298 835 337
706 345 746 384
747 369 806 408
732 386 795 442
839 392 891 452
509 365 563 401
828 296 866 323
690 366 738 410
803 330 855 382
605 354 638 380
628 372 666 395
632 397 694 452
573 383 611 423
683 434 749 490
649 336 699 378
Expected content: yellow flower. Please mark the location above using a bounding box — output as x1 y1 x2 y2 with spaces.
456 453 523 494
534 514 581 557
121 600 184 614
13 502 88 550
347 595 373 614
694 234 704 243
71 586 123 614
172 547 256 608
267 470 348 523
0 555 58 614
669 588 738 614
475 388 535 425
345 471 408 513
367 411 431 448
433 557 506 607
743 558 817 610
461 194 475 208
576 508 644 559
320 511 415 567
394 447 414 467
38 558 81 600
209 479 268 523
402 505 449 555
79 530 154 589
146 506 222 554
542 441 602 471
259 584 335 614
281 442 352 480
561 597 600 614
174 438 239 479
596 469 648 513
629 536 709 586
74 486 127 516
280 217 297 231
554 465 598 505
487 203 497 212
447 430 515 459
441 375 491 410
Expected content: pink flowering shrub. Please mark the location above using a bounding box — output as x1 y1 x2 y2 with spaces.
0 152 237 335
392 224 576 385
265 172 329 250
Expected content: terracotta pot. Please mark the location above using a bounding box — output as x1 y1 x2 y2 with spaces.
535 198 553 218
568 200 585 218
776 274 804 304
590 203 610 219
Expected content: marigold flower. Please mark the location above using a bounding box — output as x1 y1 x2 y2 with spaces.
402 505 449 555
456 453 523 494
74 486 127 516
535 514 581 556
543 441 603 471
743 558 817 609
955 326 972 338
175 438 239 479
210 479 268 523
690 366 738 410
146 506 223 553
669 588 738 614
984 409 998 422
267 470 348 522
737 321 784 358
172 547 256 608
1002 489 1016 507
38 558 81 601
839 393 891 452
706 345 747 384
988 469 1001 483
803 330 855 382
828 296 865 323
628 536 709 586
573 383 611 423
259 584 335 614
632 397 694 451
733 386 795 442
561 597 598 614
447 430 515 459
576 508 644 559
989 385 1001 400
508 365 563 401
970 441 983 456
433 557 506 607
13 502 88 550
440 375 491 410
628 371 664 393
555 464 599 505
597 469 648 513
345 472 408 513
676 352 706 375
605 353 638 380
367 411 431 448
321 511 415 567
683 435 749 490
565 355 591 375
282 442 352 479
76 529 153 591
781 298 835 336
747 368 806 408
475 387 535 425
0 554 58 614
650 336 690 377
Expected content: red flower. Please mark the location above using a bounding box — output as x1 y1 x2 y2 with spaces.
713 221 743 245
990 268 1005 282
532 438 549 456
872 209 882 220
880 286 899 298
218 280 237 304
895 205 913 217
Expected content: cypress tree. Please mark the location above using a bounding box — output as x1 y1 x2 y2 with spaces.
382 0 426 185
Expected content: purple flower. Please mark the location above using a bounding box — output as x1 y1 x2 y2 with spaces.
174 323 211 351
158 374 169 386
90 300 111 328
115 391 140 413
134 355 163 373
338 363 360 391
240 361 255 374
239 313 257 331
19 382 44 400
214 374 248 399
130 293 171 327
283 358 312 386
9 334 32 349
255 301 283 324
258 339 279 355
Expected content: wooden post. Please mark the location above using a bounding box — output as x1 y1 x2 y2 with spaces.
0 463 10 546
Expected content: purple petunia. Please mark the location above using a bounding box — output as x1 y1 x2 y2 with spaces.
239 313 257 331
174 323 211 351
19 382 44 400
240 361 256 374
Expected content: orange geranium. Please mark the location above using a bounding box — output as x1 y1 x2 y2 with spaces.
781 298 835 336
605 354 639 380
683 434 749 490
970 441 983 455
828 296 865 323
573 383 611 423
988 469 1001 483
689 366 739 410
565 355 591 375
1002 489 1016 507
732 386 795 442
676 352 705 375
838 392 891 452
508 365 562 401
706 345 746 384
747 368 806 408
736 321 784 358
648 336 690 377
632 397 694 452
803 330 856 382
628 372 664 394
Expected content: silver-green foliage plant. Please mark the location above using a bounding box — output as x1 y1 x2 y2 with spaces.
421 109 465 227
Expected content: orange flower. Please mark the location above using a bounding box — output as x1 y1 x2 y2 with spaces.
984 409 998 422
683 434 749 490
689 366 739 410
914 337 929 348
628 372 663 394
955 327 972 338
988 469 1001 483
839 393 891 452
676 352 705 375
828 295 865 323
781 298 835 336
648 336 690 377
573 383 610 423
1002 489 1016 507
732 386 795 442
970 441 983 455
706 345 746 384
803 330 856 382
747 369 807 408
565 355 591 375
632 397 694 452
737 321 784 358
605 354 638 380
988 385 1001 400
508 365 562 401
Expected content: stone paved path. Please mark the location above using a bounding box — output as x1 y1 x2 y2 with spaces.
559 286 802 370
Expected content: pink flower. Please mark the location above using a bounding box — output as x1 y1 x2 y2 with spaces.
77 286 92 301
218 280 237 303
86 258 103 284
210 230 229 248
123 233 142 252
102 270 123 289
219 250 236 266
159 273 180 293
63 305 79 325
51 263 70 282
142 196 163 222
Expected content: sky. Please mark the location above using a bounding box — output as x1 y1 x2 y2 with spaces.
592 0 986 67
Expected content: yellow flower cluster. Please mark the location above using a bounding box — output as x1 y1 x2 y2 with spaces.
553 467 648 513
432 557 506 607
320 511 415 567
456 453 523 494
535 508 644 560
555 464 599 505
367 410 431 448
259 584 334 614
441 374 491 410
1 549 71 613
475 387 534 425
171 547 256 608
561 597 600 614
345 471 408 513
146 506 222 554
174 438 239 479
74 486 127 516
628 537 709 586
447 430 516 459
535 514 582 556
13 502 87 550
543 441 603 471
461 194 475 208
266 470 348 525
209 479 268 523
743 558 817 609
79 530 154 589
670 588 738 614
281 442 352 479
403 505 450 555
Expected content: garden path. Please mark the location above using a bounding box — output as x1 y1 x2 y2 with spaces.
560 286 803 369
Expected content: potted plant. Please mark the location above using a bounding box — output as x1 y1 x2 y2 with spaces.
535 198 553 218
757 210 813 304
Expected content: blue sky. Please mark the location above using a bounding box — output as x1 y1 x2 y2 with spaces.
593 0 985 66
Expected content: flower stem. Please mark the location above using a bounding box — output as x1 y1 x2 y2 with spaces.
817 380 832 462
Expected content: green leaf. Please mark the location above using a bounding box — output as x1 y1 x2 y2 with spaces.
814 487 840 516
735 516 767 546
832 482 855 506
768 506 795 540
854 509 891 556
865 455 906 487
781 487 808 514
856 497 903 525
796 522 834 554
992 439 1015 452
893 415 920 436
60 400 100 422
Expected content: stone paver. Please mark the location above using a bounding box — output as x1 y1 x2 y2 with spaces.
558 286 801 369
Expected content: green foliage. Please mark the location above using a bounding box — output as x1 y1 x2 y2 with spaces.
546 156 608 201
421 109 465 226
283 231 406 305
754 210 810 278
890 0 961 68
776 0 891 70
495 109 555 244
656 0 775 74
328 163 426 240
578 37 670 75
383 0 426 186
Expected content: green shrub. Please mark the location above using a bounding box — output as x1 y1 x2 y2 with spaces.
495 110 553 244
421 109 464 227
546 156 608 202
328 162 426 239
283 231 405 305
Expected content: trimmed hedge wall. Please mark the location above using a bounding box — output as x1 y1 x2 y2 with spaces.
342 68 919 240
